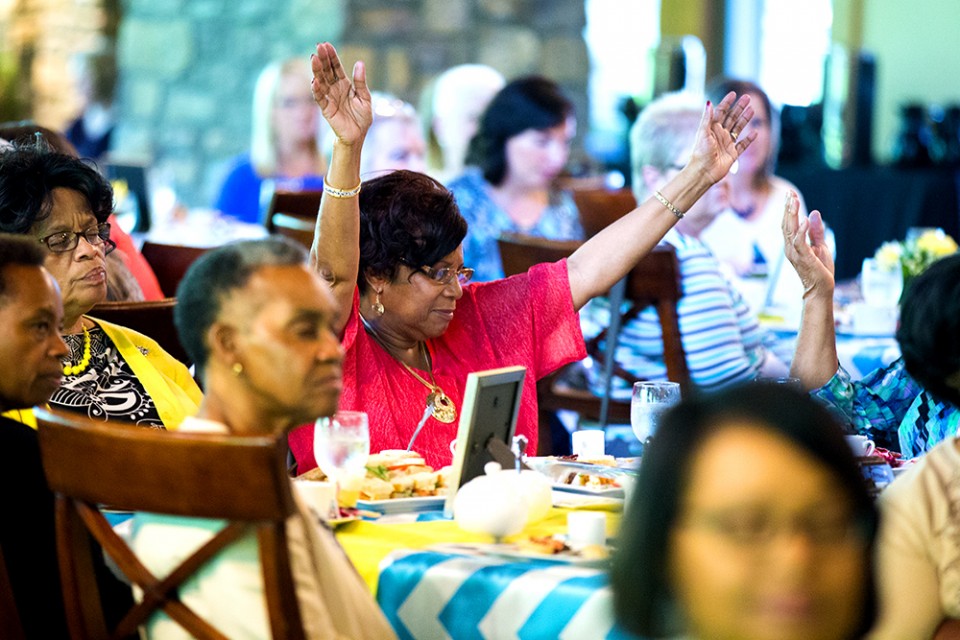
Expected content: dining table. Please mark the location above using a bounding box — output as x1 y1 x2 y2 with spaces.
335 499 634 640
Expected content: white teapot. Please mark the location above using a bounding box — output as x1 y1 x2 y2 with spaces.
453 462 552 539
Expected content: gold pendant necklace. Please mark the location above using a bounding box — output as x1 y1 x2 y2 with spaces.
359 314 457 423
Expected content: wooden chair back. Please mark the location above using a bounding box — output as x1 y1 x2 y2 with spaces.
496 233 689 427
35 408 305 640
89 298 190 367
270 213 315 249
570 187 637 238
264 190 323 233
139 242 209 298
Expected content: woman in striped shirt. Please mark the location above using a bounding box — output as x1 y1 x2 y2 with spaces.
582 92 788 399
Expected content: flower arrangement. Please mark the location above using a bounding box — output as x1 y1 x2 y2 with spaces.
874 228 958 280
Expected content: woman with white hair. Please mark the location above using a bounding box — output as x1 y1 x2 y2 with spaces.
423 63 505 182
214 58 328 224
360 92 427 177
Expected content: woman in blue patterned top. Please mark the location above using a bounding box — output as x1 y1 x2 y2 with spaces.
783 192 960 457
446 76 583 282
581 92 788 399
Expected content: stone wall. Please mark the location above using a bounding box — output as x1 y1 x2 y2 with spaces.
112 0 588 210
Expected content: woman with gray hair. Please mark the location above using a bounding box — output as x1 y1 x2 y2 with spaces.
580 91 787 400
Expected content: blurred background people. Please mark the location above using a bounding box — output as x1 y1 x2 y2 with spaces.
784 192 960 457
64 50 117 162
359 92 427 178
581 92 787 400
700 78 823 320
447 75 583 282
612 383 878 640
0 120 164 301
133 237 398 639
422 63 505 182
0 143 201 428
214 58 327 225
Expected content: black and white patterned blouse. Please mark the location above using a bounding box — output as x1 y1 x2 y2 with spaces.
52 325 164 428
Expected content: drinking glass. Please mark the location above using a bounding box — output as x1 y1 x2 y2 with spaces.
860 258 903 308
314 411 370 507
630 381 681 444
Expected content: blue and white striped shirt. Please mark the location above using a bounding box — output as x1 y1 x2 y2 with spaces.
581 230 768 400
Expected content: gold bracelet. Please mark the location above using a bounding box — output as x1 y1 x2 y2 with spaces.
654 191 684 219
323 181 362 199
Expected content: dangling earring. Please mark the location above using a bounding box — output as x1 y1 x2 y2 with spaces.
373 289 385 316
232 362 244 376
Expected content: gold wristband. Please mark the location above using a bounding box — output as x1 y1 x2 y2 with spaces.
323 181 362 199
654 191 684 219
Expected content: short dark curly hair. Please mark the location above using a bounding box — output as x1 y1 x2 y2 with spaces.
0 233 45 301
466 76 574 186
174 237 308 375
357 170 467 293
0 141 113 235
897 253 960 408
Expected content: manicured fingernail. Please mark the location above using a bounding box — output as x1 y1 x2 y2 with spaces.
706 100 711 107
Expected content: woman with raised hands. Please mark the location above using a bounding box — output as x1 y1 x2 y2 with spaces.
289 42 757 471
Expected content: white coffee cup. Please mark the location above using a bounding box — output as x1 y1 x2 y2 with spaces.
845 434 876 458
567 511 607 546
294 480 339 520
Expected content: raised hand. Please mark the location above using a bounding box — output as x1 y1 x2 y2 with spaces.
782 189 834 298
310 42 372 147
688 92 756 185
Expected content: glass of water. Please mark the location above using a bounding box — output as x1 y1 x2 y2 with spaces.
314 411 370 507
631 381 681 445
860 258 903 307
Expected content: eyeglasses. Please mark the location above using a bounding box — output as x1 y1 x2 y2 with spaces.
412 264 474 286
680 506 864 548
38 222 115 255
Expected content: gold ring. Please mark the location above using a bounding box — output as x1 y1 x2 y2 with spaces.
730 130 738 141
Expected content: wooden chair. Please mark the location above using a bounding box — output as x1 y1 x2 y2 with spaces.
139 242 209 298
264 190 323 233
270 213 315 249
89 298 191 367
497 233 690 429
570 186 637 239
35 407 306 640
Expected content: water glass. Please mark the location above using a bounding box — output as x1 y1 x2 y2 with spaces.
314 411 370 506
630 381 681 444
860 258 903 308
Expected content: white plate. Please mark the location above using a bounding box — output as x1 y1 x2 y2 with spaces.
431 541 611 567
551 490 622 510
356 495 445 514
552 483 624 498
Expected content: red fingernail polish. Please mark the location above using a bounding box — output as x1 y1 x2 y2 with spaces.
706 100 711 107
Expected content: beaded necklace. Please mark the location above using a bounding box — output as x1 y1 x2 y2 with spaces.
63 326 92 376
359 313 457 423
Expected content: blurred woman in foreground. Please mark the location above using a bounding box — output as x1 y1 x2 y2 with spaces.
612 383 877 640
290 42 757 470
